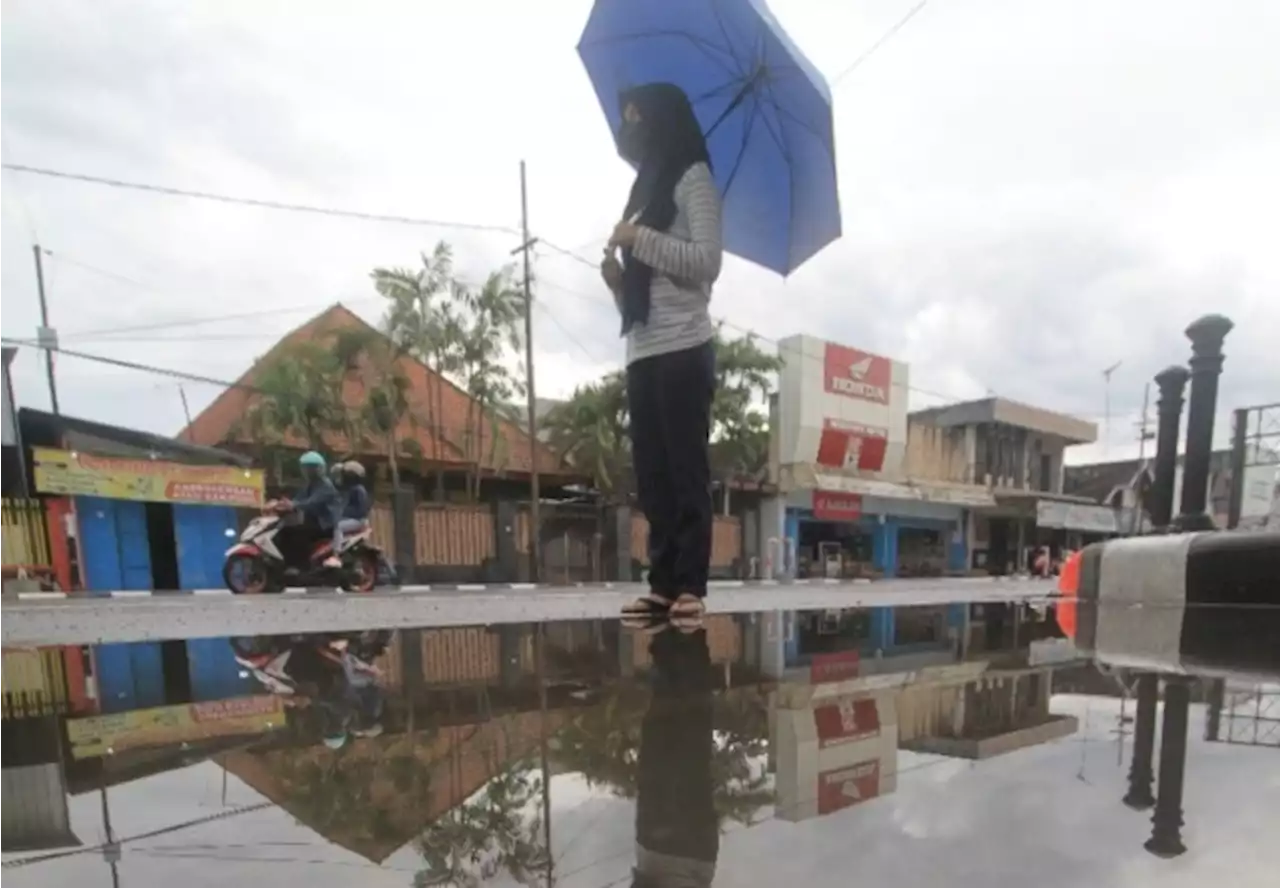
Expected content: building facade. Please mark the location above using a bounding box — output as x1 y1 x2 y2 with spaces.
761 333 1101 579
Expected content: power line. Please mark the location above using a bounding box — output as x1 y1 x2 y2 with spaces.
830 0 931 85
0 338 554 443
1 163 521 235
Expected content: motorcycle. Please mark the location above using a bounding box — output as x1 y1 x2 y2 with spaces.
230 631 391 696
223 500 384 593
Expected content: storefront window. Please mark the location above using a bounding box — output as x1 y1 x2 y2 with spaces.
897 527 947 577
894 606 947 646
797 608 873 655
797 520 875 579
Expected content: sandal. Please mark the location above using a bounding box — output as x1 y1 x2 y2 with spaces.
669 593 706 633
621 593 674 617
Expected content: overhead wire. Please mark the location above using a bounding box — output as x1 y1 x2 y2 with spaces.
1 162 521 236
829 0 931 85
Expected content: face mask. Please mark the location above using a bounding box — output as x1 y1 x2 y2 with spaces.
617 118 647 163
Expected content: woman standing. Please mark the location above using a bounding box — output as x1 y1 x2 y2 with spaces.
603 82 722 621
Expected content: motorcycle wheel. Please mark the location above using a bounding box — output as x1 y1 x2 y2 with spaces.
224 553 270 594
342 551 380 593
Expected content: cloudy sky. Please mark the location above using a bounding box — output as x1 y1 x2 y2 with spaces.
3 0 1278 463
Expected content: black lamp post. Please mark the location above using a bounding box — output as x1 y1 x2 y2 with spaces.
1149 365 1190 530
1175 315 1233 531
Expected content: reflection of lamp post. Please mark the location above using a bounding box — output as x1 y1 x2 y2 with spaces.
1146 676 1193 857
1123 673 1158 810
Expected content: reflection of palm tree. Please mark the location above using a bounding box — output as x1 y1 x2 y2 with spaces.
553 668 772 830
414 763 549 887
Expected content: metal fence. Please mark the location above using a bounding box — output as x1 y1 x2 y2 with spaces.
1 647 71 720
1227 402 1280 529
1208 685 1280 748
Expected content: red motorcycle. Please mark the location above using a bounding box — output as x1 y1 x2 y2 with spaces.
222 499 383 593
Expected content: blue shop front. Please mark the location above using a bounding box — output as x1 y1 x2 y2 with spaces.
23 409 264 712
784 488 972 580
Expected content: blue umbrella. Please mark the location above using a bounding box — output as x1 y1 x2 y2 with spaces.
578 0 841 276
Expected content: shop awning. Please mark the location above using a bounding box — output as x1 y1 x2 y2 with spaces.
802 469 997 508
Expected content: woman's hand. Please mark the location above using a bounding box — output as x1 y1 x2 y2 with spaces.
601 253 623 294
608 221 640 249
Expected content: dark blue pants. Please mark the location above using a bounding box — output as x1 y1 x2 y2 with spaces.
626 341 716 598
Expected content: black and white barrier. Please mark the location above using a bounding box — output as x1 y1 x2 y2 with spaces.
1070 530 1280 681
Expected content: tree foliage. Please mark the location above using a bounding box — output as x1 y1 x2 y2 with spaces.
542 326 783 500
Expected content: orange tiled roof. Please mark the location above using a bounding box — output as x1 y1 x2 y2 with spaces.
182 304 565 475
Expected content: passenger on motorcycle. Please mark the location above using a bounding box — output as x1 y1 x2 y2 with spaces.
279 451 342 568
332 460 371 559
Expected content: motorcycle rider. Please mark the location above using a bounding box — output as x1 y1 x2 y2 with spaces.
280 451 342 568
332 460 371 558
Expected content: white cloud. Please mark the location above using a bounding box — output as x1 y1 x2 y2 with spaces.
3 0 1277 466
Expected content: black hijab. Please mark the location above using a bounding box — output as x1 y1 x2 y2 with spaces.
616 82 711 336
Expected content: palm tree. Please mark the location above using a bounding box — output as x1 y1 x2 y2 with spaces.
709 327 783 510
330 327 414 489
542 372 630 499
455 267 525 500
239 341 348 481
375 242 465 500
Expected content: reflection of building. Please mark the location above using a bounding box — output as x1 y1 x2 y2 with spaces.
762 333 1099 579
1 663 79 852
770 659 1077 822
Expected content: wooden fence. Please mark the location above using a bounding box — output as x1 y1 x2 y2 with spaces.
365 501 743 574
2 498 52 569
630 513 742 567
2 648 69 720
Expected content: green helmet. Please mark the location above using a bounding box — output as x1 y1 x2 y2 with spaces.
299 451 326 469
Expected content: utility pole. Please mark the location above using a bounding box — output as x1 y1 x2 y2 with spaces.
515 160 542 582
1129 382 1155 534
1102 361 1122 458
32 244 60 414
178 384 194 440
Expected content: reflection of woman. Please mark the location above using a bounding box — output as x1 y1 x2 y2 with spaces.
633 628 718 887
604 82 722 623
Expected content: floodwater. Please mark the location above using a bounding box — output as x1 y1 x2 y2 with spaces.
3 599 1278 887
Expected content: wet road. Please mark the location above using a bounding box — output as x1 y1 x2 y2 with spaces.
1 577 1055 645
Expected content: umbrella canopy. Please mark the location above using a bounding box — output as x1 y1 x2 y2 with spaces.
578 0 841 276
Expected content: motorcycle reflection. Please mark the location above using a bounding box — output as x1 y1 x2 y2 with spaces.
230 631 390 748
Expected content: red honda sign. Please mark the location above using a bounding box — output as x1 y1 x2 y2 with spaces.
809 650 861 684
814 697 881 748
816 419 889 473
817 760 881 815
812 490 863 522
823 344 891 405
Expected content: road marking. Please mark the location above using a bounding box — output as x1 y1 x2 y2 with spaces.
111 591 152 598
17 591 66 600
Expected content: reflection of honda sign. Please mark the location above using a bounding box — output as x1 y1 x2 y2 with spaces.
814 696 881 748
817 760 881 814
824 344 891 404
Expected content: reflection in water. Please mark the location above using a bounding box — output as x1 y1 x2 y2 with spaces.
2 602 1278 886
634 628 718 888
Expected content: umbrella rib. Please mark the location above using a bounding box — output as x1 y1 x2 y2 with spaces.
579 31 739 80
758 76 800 272
708 0 753 78
766 100 834 161
719 96 762 197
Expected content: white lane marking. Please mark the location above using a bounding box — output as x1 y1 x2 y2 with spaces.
18 591 67 600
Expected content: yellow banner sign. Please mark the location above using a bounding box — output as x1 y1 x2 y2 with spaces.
33 447 265 507
66 695 284 759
